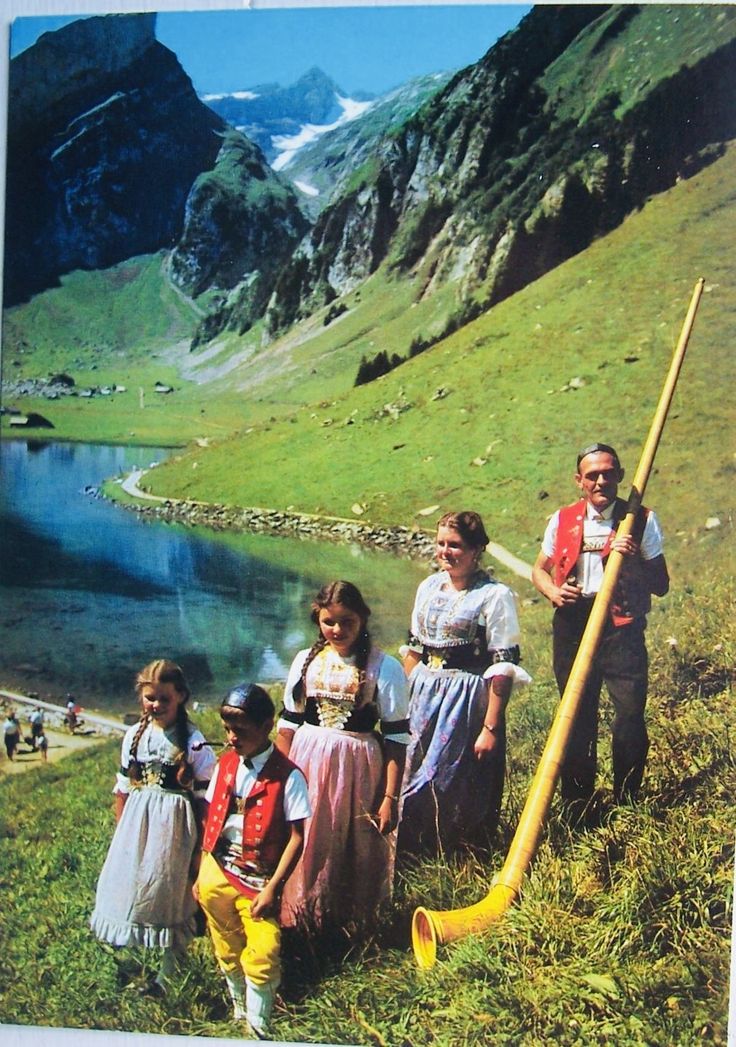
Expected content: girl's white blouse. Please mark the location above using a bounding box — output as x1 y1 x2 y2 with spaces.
279 645 410 743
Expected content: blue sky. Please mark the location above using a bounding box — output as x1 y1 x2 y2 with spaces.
10 5 531 96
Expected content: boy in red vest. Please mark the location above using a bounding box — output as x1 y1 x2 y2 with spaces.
195 682 310 1038
532 443 669 818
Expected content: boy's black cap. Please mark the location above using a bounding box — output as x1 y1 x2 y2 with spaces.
221 681 271 711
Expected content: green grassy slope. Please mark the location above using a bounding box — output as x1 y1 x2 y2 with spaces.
1 252 267 445
0 574 732 1044
542 5 736 123
5 6 736 455
1 248 470 443
145 142 736 582
3 253 198 371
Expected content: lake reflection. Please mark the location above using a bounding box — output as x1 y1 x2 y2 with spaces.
0 440 426 714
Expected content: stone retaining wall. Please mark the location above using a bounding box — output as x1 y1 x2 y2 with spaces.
119 497 437 561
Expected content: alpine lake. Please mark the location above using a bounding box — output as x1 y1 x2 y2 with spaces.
0 439 427 717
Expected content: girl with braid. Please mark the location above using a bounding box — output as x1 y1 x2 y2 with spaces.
90 659 215 995
276 581 409 931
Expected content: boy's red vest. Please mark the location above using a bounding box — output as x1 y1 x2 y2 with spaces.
203 747 297 874
552 497 651 626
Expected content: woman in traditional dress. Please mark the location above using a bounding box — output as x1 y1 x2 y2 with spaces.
398 511 530 858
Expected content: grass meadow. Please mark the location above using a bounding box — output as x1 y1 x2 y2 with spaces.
0 572 732 1044
131 140 735 597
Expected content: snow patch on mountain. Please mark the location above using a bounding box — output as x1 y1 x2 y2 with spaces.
271 94 373 171
202 90 259 102
294 180 320 197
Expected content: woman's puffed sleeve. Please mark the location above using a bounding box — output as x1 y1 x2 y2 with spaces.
277 648 309 733
482 584 522 653
483 661 532 693
400 575 432 657
376 653 411 744
481 584 531 694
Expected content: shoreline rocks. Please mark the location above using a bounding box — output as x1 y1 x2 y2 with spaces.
113 493 437 560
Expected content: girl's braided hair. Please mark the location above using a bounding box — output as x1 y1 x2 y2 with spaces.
300 581 372 704
129 659 193 788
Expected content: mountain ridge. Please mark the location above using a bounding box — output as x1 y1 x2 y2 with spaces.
5 5 736 380
262 4 736 345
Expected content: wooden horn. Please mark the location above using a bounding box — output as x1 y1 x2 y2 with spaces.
412 278 705 968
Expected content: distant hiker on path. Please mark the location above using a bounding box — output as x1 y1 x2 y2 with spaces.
3 711 21 760
36 730 49 762
65 698 79 732
532 442 669 820
398 511 530 858
29 707 45 749
90 659 215 995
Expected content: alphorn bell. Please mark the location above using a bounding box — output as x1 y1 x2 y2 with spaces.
412 278 705 968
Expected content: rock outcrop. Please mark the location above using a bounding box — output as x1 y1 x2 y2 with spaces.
169 130 309 342
5 13 227 305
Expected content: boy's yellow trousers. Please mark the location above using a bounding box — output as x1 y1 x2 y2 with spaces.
197 850 281 987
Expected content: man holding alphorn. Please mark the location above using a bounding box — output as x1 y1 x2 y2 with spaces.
532 442 669 818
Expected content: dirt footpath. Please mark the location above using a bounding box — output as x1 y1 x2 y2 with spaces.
0 727 104 776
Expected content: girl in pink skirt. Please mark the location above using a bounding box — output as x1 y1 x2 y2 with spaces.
276 580 409 932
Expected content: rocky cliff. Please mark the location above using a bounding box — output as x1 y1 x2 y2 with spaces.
5 14 227 305
169 130 309 344
264 4 736 339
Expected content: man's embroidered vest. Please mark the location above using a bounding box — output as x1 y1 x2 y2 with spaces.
552 497 651 626
203 747 296 872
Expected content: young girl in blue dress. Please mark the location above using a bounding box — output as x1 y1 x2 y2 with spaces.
90 659 216 994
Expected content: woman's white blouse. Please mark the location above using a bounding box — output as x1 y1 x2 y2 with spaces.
410 570 521 651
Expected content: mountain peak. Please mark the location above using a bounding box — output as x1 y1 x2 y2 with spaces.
297 66 341 90
204 65 361 164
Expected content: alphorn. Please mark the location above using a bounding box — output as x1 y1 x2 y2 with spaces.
412 277 706 968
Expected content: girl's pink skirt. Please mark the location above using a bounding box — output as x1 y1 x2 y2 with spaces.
281 723 395 930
